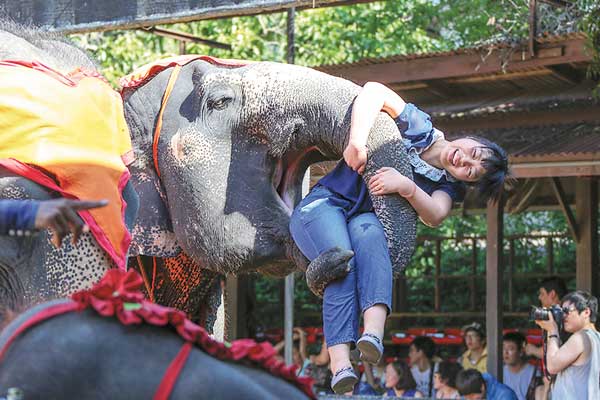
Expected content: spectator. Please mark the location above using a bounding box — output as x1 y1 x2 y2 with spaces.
409 336 439 397
384 360 424 398
525 277 568 359
274 327 309 375
303 338 333 396
460 323 488 373
361 357 386 392
433 361 462 399
502 332 541 400
456 368 518 400
535 290 600 399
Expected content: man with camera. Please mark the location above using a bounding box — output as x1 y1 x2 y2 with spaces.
534 290 600 399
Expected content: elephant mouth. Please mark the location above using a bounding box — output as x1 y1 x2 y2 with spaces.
272 146 324 214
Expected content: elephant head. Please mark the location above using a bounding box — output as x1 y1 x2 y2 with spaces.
122 57 417 278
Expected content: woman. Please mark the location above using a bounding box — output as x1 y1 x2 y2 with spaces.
434 361 462 399
290 82 510 394
460 323 488 373
384 361 423 398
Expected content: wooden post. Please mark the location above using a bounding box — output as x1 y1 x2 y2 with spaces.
508 239 515 311
435 239 441 312
486 195 504 379
575 177 599 296
224 275 250 341
470 238 477 310
528 0 537 58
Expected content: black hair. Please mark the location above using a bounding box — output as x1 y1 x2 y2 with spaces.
562 290 598 323
389 360 418 391
437 361 462 388
540 276 568 300
467 136 511 203
456 369 485 395
502 331 526 349
411 336 436 359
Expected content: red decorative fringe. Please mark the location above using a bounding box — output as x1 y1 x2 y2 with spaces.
71 269 315 399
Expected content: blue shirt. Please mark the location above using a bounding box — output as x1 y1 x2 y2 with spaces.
483 373 519 400
318 103 465 218
0 199 38 235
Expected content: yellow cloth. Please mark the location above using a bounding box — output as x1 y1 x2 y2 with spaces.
461 346 488 373
0 62 132 268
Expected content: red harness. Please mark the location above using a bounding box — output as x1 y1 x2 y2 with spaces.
0 270 314 399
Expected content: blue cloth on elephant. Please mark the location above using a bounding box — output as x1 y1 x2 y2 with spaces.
317 103 465 219
0 199 38 235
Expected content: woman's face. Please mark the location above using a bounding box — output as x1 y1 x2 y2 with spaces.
433 372 444 390
465 330 483 351
440 138 490 182
385 363 399 388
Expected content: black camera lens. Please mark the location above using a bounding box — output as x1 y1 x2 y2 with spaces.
529 306 550 321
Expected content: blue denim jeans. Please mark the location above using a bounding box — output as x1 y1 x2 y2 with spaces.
289 185 392 347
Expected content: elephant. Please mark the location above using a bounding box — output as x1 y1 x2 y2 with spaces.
0 269 313 400
0 20 416 332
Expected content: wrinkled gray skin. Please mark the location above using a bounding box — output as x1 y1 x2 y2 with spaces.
0 300 310 399
0 21 416 330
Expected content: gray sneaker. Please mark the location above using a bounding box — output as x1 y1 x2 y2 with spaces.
330 366 358 394
357 333 383 364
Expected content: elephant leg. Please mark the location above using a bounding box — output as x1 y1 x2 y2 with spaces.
305 247 354 298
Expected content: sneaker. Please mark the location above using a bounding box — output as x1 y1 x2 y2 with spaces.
330 366 358 394
357 333 383 364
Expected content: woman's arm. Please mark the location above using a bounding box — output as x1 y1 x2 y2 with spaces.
344 82 407 174
368 167 453 227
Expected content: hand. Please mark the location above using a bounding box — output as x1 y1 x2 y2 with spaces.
35 198 109 248
368 167 416 197
293 327 306 336
343 142 368 174
525 343 537 356
534 311 558 334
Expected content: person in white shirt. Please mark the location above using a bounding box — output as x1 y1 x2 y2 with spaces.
409 336 439 397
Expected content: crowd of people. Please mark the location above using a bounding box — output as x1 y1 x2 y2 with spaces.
272 277 599 399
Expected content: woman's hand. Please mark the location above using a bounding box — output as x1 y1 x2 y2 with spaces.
343 142 368 174
368 167 416 197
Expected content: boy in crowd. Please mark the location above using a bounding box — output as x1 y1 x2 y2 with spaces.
456 369 518 400
409 336 439 397
502 332 542 400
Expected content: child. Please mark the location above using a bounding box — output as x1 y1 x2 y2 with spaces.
289 81 510 394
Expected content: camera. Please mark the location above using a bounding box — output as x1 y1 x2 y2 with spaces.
529 304 565 336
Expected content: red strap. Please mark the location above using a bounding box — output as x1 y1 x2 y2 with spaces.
0 301 79 362
152 65 181 178
154 342 193 400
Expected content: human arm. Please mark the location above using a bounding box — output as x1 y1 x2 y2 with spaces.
525 343 544 359
536 315 588 374
368 168 453 227
0 198 108 247
294 328 308 362
310 338 330 365
344 82 407 174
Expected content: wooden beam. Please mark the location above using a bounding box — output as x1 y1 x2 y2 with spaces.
575 178 599 296
438 106 600 132
529 0 537 58
550 177 579 241
141 27 232 50
3 0 377 33
224 275 251 341
511 161 600 178
318 37 590 85
547 64 584 84
486 195 504 379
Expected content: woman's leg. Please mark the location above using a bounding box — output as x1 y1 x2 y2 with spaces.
289 187 359 375
348 212 392 341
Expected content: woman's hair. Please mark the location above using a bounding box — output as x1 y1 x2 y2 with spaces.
562 290 598 323
437 361 462 388
467 136 511 203
390 360 417 391
456 369 485 396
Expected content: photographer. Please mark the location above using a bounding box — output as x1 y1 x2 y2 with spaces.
534 290 600 399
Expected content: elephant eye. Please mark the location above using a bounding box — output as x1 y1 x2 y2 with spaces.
207 97 232 111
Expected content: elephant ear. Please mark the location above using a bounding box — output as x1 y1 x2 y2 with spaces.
128 162 181 258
